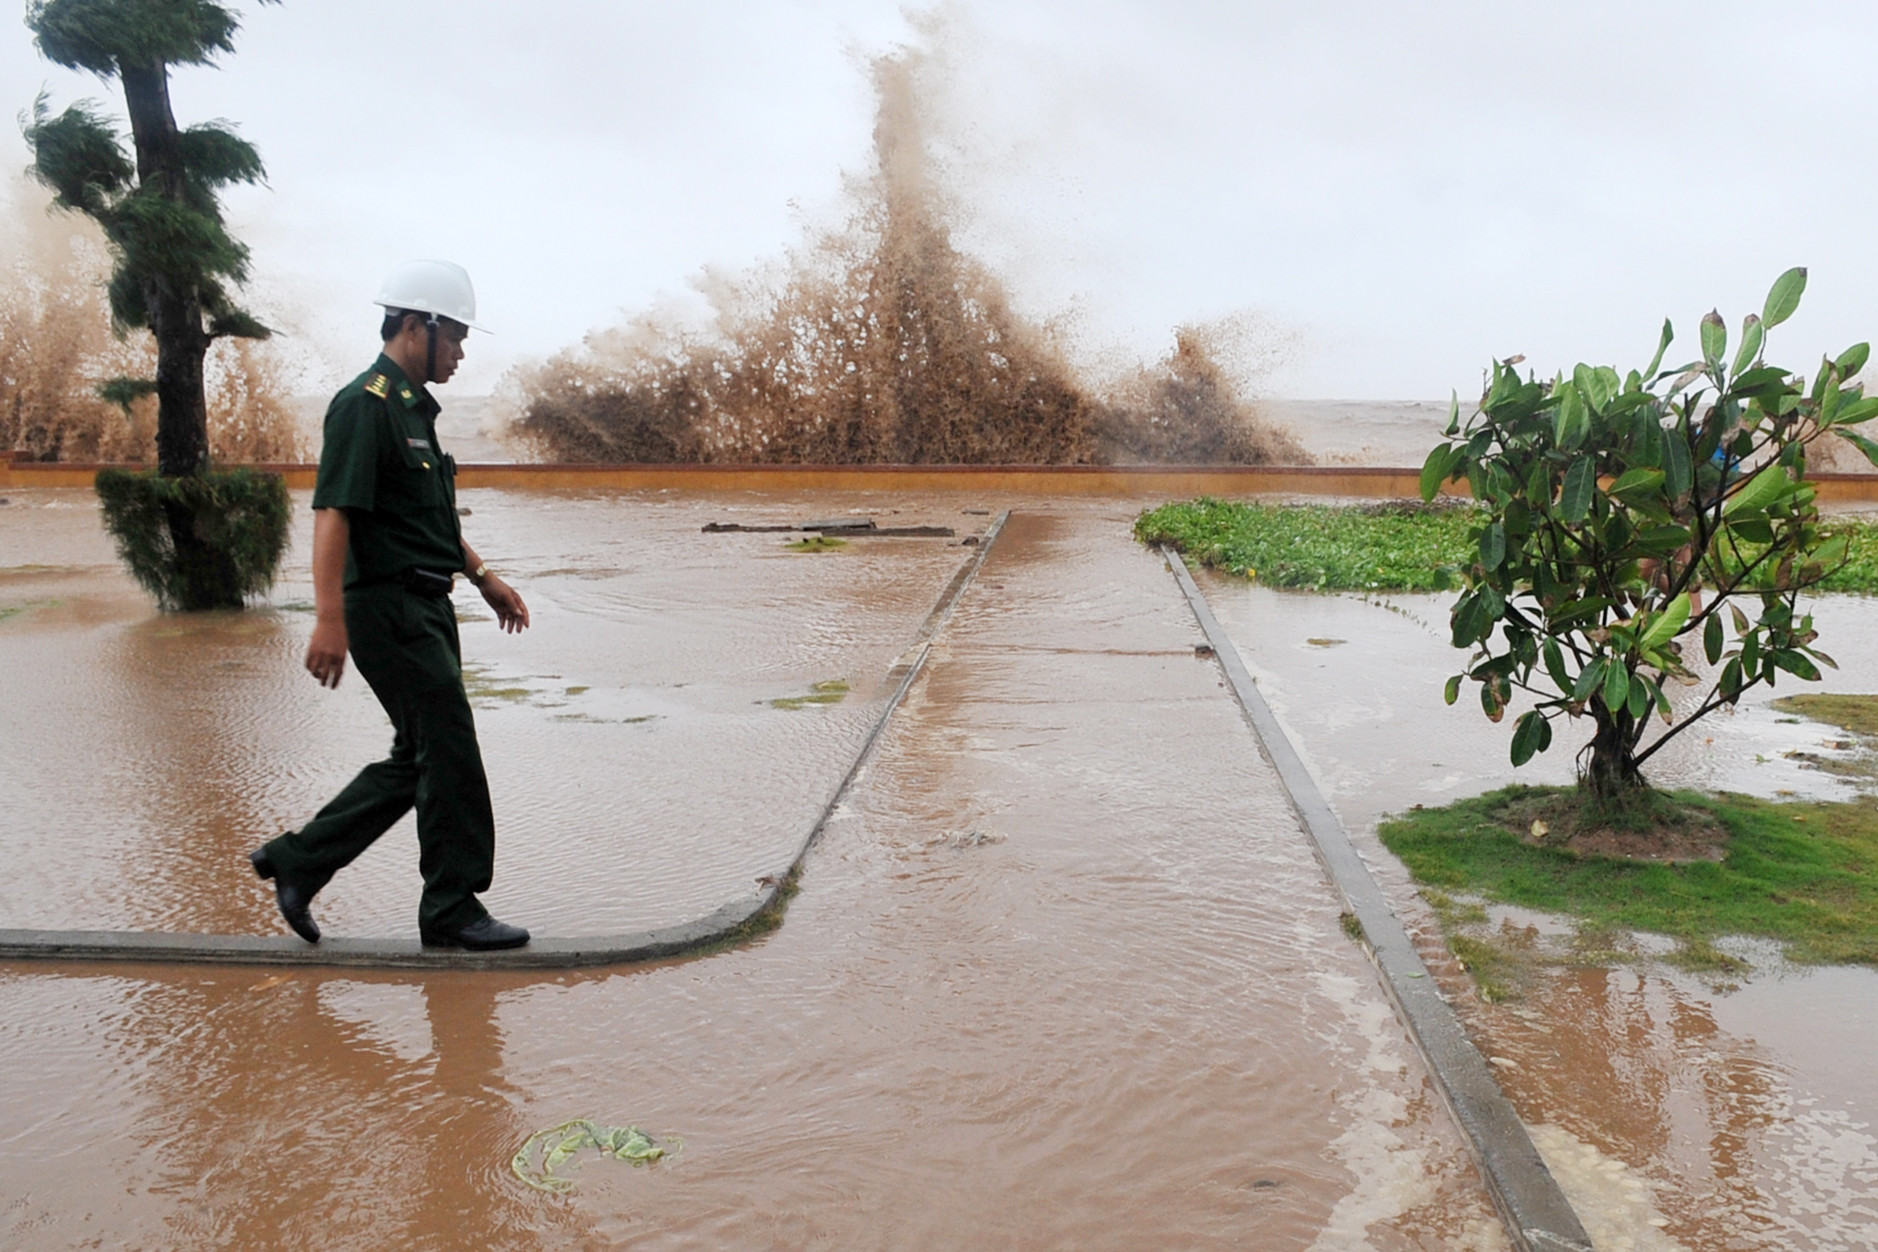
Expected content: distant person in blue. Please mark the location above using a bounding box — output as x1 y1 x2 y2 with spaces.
250 261 532 952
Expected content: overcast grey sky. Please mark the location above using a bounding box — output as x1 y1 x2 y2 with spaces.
4 0 1876 398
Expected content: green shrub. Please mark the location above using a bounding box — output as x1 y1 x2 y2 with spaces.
95 468 290 610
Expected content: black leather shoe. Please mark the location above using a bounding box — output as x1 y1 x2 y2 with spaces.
421 916 530 951
249 848 320 944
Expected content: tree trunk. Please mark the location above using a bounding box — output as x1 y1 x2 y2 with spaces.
120 60 212 479
1581 703 1647 801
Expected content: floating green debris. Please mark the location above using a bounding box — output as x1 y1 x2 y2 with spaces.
0 599 55 623
511 1119 675 1194
550 712 655 725
461 663 574 708
770 679 851 710
785 535 848 552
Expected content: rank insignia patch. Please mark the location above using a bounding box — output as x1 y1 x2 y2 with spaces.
363 374 390 398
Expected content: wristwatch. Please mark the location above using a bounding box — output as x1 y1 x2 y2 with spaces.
468 562 489 585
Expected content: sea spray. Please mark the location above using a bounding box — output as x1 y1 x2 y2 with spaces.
511 41 1304 466
0 175 308 464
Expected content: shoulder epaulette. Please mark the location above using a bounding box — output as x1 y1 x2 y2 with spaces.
363 374 390 399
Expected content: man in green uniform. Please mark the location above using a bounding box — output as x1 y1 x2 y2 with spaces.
250 260 531 951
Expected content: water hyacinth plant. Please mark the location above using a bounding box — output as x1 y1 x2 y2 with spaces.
1423 269 1878 801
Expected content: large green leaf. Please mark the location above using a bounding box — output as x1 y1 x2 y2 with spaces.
1704 613 1723 664
1644 318 1674 380
1626 675 1651 719
1602 661 1630 713
1730 365 1791 396
1723 463 1793 517
1638 592 1691 653
1774 650 1821 682
1662 428 1692 497
1419 443 1456 502
1552 597 1616 628
1762 267 1807 329
1610 466 1666 498
1542 643 1571 694
1479 521 1506 570
1835 429 1878 467
1510 710 1550 766
1572 658 1606 702
1720 657 1745 701
1836 342 1870 377
1559 457 1596 523
1700 310 1726 367
1632 523 1691 553
1573 363 1616 413
1553 383 1587 447
1450 590 1487 648
1830 397 1878 427
1480 676 1506 723
1731 314 1764 375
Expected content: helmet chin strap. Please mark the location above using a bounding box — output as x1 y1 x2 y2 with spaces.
425 313 439 384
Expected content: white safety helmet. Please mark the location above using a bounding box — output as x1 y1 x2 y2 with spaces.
373 259 489 333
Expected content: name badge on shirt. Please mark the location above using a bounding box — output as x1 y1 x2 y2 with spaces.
406 437 432 450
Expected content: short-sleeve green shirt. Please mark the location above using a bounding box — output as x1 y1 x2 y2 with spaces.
312 354 464 589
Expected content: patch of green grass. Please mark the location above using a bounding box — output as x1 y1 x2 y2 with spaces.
1135 498 1878 595
770 679 851 710
785 535 849 553
1135 497 1475 591
1810 518 1878 593
1774 693 1878 739
1448 933 1523 1002
1380 784 1878 966
1665 936 1750 976
690 871 802 956
1422 888 1489 927
1339 911 1366 944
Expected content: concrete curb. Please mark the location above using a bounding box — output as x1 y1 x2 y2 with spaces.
1159 546 1594 1252
0 514 1008 973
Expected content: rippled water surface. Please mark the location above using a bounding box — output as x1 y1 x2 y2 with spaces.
1 492 1501 1250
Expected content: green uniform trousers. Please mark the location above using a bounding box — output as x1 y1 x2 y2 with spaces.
265 581 494 934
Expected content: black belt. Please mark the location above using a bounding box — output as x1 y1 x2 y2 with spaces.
400 568 457 598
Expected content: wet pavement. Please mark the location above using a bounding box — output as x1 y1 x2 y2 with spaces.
1206 575 1878 1251
2 491 1504 1250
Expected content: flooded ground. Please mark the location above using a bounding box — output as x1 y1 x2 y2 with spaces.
1 490 1504 1249
1206 575 1878 1250
0 490 976 938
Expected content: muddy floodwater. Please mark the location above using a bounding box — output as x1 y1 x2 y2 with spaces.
2 489 1509 1250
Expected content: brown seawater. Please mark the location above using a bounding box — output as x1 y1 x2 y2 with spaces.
1 490 1502 1249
